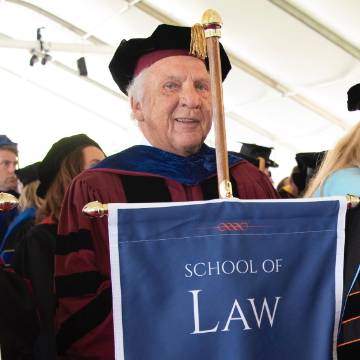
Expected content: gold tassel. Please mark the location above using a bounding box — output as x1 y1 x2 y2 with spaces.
190 23 207 60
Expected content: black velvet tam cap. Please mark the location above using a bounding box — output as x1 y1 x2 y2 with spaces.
37 134 101 198
16 162 40 186
239 143 279 168
295 151 326 171
109 24 232 95
348 83 360 111
293 151 327 192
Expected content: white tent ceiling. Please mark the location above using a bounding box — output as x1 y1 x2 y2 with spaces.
1 0 359 184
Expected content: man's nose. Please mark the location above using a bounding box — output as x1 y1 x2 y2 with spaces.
179 83 201 109
7 163 17 173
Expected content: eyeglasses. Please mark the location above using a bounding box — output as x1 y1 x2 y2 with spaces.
0 160 18 170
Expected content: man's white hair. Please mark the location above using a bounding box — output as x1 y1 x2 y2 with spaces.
127 68 150 103
127 68 150 121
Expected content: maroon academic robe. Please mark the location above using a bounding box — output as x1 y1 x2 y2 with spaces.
55 146 278 359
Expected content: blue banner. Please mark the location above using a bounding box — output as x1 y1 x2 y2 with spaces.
108 198 346 360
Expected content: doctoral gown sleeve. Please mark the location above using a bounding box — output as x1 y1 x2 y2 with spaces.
55 170 126 359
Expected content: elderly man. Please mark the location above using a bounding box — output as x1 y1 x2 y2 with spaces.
0 135 18 242
54 24 278 359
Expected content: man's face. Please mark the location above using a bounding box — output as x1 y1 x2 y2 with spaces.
132 56 212 157
0 149 18 191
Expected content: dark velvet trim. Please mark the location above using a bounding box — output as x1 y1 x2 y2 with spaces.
55 271 106 298
343 293 360 321
200 176 218 200
230 175 239 198
56 287 112 355
200 175 239 200
338 340 360 358
121 175 172 203
55 230 94 256
344 207 360 298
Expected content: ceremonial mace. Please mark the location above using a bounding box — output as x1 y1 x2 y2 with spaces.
194 9 233 199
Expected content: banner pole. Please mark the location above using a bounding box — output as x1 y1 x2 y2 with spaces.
200 9 232 199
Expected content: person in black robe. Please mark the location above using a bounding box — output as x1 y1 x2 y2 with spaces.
12 134 105 360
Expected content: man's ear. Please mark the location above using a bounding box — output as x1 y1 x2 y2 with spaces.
130 97 144 122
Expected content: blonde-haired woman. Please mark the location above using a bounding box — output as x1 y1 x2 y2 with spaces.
304 122 360 197
305 120 360 360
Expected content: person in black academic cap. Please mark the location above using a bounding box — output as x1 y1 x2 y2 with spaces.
276 152 326 199
53 24 279 359
238 142 278 181
11 134 104 360
0 162 43 266
293 151 326 195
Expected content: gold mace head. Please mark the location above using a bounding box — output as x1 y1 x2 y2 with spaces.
82 200 108 218
0 192 19 212
201 9 222 26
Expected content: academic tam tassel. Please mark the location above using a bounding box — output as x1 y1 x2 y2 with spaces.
190 24 207 60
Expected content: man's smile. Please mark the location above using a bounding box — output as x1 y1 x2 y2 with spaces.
175 117 200 123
